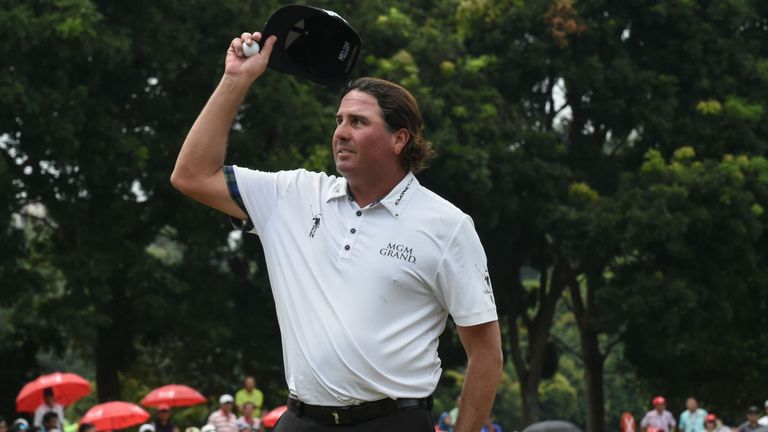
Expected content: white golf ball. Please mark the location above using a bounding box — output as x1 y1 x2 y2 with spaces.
243 41 260 57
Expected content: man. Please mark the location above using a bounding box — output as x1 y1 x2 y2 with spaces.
738 407 768 432
33 389 65 430
704 414 730 432
207 395 238 432
11 419 29 432
235 377 264 414
0 416 7 432
154 405 179 432
641 396 676 432
40 412 59 432
171 31 502 432
237 402 261 432
759 401 768 427
679 397 707 432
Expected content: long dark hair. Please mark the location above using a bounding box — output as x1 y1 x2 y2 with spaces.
341 77 436 173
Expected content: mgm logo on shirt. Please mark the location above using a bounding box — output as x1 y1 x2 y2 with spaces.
380 242 416 263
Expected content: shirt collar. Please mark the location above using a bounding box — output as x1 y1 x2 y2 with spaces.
379 171 419 218
324 172 420 219
325 176 350 202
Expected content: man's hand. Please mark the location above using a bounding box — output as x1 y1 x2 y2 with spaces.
225 32 277 84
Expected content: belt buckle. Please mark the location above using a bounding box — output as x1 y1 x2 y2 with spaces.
330 405 352 425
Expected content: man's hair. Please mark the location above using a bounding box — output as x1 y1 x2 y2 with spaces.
43 388 54 398
42 413 58 424
77 424 94 432
341 77 435 173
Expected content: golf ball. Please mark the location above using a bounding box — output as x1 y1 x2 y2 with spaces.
243 41 260 57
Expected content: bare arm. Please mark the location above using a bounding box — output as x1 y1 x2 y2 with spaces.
170 32 276 219
454 320 503 432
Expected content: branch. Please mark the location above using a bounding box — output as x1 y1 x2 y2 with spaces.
601 335 623 361
550 333 583 363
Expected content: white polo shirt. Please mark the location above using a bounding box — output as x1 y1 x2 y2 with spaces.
228 167 497 406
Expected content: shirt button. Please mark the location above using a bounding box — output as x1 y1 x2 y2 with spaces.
344 245 351 250
356 210 362 216
350 228 356 234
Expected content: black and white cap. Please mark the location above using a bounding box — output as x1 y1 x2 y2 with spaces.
262 5 361 86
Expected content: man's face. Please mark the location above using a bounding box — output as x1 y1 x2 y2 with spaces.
333 91 406 179
222 402 233 414
748 413 758 423
43 417 57 430
687 398 698 411
656 403 666 413
158 410 170 421
0 420 7 432
244 377 255 390
243 404 254 417
44 394 55 406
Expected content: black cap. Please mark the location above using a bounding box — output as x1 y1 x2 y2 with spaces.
262 5 361 86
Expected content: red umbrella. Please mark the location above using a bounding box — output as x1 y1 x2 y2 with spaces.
261 405 288 429
16 372 91 412
81 401 150 431
140 384 205 407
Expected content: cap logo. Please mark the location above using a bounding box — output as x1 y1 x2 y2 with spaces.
338 41 351 61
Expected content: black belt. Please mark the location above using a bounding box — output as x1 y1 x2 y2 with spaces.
287 395 433 426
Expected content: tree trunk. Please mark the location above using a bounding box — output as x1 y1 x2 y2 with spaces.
520 376 541 424
569 276 607 432
581 326 606 432
95 325 122 402
507 260 569 426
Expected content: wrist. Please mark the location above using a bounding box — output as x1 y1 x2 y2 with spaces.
220 74 256 92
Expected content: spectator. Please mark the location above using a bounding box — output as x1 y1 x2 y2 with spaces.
704 414 730 432
41 412 59 432
679 397 707 432
738 406 768 432
33 389 64 430
237 402 261 432
11 419 29 432
759 401 768 427
154 405 179 432
480 413 503 432
207 395 238 432
235 377 264 414
77 424 95 432
641 396 677 432
0 416 7 432
435 411 452 432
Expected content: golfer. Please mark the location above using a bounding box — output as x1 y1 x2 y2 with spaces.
171 32 502 431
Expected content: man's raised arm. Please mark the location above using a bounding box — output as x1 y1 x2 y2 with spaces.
170 32 276 219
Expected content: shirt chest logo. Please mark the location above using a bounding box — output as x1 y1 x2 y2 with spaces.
379 242 416 263
309 206 321 238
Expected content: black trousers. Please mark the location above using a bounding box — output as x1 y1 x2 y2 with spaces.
272 407 434 431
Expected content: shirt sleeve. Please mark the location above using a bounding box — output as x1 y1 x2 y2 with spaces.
33 407 43 427
434 215 498 326
225 166 304 235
